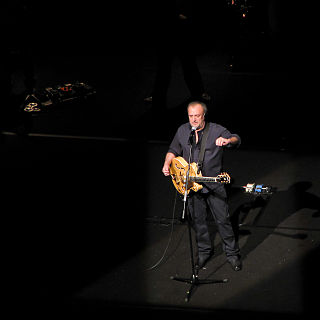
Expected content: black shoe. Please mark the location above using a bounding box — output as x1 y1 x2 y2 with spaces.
227 256 242 271
144 96 153 102
196 253 213 269
201 92 211 101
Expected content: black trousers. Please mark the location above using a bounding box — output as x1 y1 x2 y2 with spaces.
187 190 240 258
152 51 204 108
151 21 205 108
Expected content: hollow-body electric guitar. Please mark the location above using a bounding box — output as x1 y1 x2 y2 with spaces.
169 156 230 195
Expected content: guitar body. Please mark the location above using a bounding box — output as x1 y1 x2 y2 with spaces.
170 157 203 195
169 156 230 195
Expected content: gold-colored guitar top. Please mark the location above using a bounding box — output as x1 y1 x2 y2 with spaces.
169 157 230 195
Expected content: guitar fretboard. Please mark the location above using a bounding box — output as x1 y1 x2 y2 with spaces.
190 177 218 183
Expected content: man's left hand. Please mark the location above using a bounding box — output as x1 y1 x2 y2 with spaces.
216 137 230 146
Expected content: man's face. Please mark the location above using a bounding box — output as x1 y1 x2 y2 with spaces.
188 104 205 129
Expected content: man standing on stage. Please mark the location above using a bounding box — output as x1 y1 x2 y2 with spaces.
162 101 242 271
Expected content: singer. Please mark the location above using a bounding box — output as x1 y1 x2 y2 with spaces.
162 101 242 271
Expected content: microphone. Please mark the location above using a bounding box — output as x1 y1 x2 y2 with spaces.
189 126 197 144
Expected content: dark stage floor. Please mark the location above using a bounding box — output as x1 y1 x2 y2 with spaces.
2 137 319 319
1 2 319 318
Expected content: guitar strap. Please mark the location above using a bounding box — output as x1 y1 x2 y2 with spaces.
197 122 210 174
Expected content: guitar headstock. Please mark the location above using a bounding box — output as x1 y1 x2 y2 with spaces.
217 172 231 184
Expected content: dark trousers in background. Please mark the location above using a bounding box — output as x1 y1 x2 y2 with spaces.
152 51 205 109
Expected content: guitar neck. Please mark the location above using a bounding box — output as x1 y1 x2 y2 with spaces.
190 176 219 183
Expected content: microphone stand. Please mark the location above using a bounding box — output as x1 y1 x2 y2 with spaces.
171 130 228 302
180 132 193 221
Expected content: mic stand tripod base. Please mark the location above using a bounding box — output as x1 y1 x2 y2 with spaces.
170 268 229 302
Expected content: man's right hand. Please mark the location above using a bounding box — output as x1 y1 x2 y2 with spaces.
162 164 170 176
162 152 176 176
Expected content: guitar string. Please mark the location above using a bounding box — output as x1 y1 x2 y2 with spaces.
144 190 178 271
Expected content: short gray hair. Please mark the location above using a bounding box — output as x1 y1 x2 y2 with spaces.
187 101 208 116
